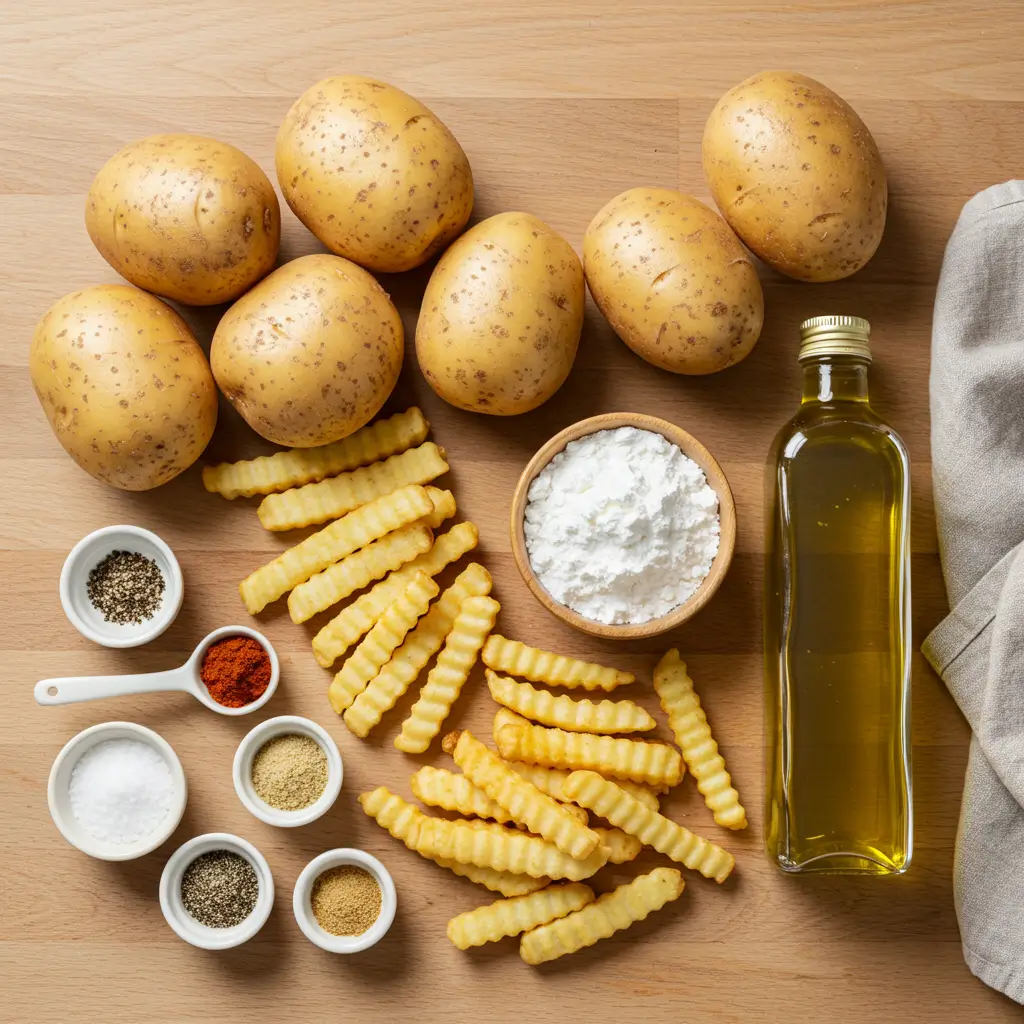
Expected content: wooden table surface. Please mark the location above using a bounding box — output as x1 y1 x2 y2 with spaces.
3 2 1021 1021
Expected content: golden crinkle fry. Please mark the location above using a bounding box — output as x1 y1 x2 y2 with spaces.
411 766 516 825
358 788 609 880
447 883 595 950
342 564 492 736
654 649 747 829
239 483 433 614
202 406 429 499
486 669 656 734
257 441 449 530
563 770 735 883
432 857 549 897
288 523 433 623
311 522 479 667
482 635 634 691
591 827 643 864
418 487 457 529
495 714 683 788
505 761 661 812
328 572 438 714
520 867 685 965
443 730 600 859
394 597 500 753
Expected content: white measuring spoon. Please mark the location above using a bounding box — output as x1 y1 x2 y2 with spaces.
34 626 279 717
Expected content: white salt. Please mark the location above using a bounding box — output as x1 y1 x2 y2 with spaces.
68 738 175 844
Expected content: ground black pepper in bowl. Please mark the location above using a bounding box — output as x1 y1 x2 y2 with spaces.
87 550 165 625
181 850 259 928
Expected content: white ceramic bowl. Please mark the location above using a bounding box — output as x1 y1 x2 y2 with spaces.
159 833 274 950
47 721 187 861
233 716 343 827
60 525 184 648
293 849 397 953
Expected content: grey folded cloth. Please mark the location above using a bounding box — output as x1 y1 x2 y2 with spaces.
923 179 1024 1004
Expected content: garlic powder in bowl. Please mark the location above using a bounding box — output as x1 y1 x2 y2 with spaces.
523 426 721 625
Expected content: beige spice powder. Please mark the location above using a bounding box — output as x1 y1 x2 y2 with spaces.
251 733 328 811
311 865 382 936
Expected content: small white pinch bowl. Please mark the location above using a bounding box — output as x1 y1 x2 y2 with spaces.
47 721 187 861
60 525 184 648
233 716 343 827
159 832 274 950
293 849 397 954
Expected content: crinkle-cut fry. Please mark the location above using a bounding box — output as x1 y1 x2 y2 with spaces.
443 730 601 860
410 766 516 825
432 858 549 897
448 883 595 950
419 487 456 529
486 670 656 735
328 573 438 714
482 636 634 691
655 649 747 829
495 716 683 788
394 597 500 753
288 524 433 623
258 441 449 530
563 771 735 883
591 827 643 864
340 564 491 731
240 484 433 615
311 522 478 668
504 762 661 813
358 788 609 881
203 407 429 499
520 867 684 965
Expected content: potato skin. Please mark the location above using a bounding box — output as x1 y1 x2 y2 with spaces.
416 212 584 415
583 188 763 375
211 254 403 447
702 70 887 282
85 134 281 305
29 285 217 490
276 75 474 273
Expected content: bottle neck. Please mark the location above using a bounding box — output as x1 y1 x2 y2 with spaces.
800 357 870 405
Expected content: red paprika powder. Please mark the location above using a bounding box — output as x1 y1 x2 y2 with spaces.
200 636 272 707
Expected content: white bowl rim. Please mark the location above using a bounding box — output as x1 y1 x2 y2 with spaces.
232 715 343 827
47 720 187 861
292 848 397 954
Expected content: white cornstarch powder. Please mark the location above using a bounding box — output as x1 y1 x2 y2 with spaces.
524 427 720 625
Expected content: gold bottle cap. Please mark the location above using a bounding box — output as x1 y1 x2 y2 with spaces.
799 315 871 362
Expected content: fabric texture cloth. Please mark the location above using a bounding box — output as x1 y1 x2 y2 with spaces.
923 179 1024 1004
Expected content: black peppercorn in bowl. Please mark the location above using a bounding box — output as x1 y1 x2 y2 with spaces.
59 525 184 647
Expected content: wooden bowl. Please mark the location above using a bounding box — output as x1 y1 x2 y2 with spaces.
509 412 736 640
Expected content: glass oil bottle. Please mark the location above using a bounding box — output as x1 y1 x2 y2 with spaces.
764 316 912 875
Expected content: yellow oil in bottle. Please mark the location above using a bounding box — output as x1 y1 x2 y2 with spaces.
764 316 912 875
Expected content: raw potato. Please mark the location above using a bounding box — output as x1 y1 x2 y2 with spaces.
276 75 473 273
702 70 887 282
417 212 584 414
211 254 403 447
29 285 217 490
85 134 280 306
583 188 763 375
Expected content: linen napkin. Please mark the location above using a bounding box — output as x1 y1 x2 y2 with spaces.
922 179 1024 1004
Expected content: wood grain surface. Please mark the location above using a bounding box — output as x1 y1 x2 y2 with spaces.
2 2 1020 1021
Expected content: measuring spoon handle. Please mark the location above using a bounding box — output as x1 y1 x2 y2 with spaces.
34 666 192 706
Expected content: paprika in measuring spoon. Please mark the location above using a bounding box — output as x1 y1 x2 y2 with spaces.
200 636 272 708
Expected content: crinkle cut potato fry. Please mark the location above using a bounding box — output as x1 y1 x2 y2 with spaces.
410 766 517 825
505 761 661 812
394 596 501 753
239 483 433 614
432 857 549 898
340 563 491 730
418 487 456 529
495 715 684 788
311 521 479 667
447 883 595 950
442 730 601 859
486 669 656 734
358 788 609 880
591 827 643 864
563 770 735 883
482 635 634 691
202 406 429 499
258 440 449 530
654 649 747 829
519 867 685 965
287 523 433 623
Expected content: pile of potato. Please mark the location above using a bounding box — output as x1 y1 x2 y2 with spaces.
30 70 886 491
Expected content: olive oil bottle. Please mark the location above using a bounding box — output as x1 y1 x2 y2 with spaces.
764 316 912 875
